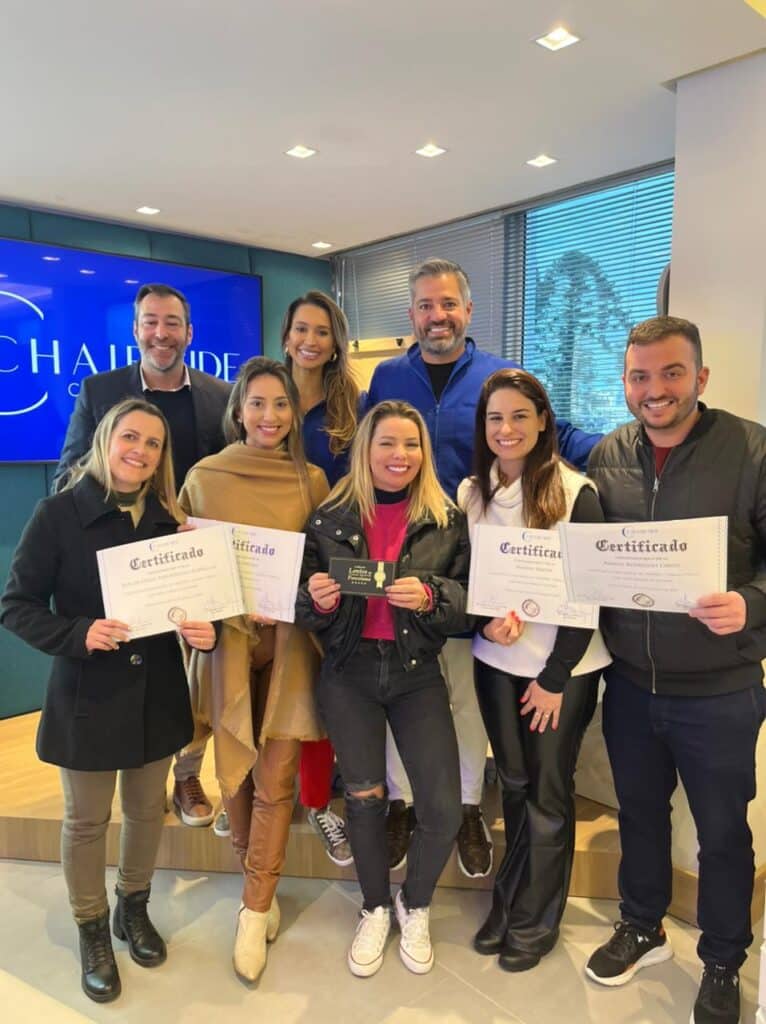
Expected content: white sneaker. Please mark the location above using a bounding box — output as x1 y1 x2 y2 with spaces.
308 806 354 867
394 889 434 974
347 906 391 978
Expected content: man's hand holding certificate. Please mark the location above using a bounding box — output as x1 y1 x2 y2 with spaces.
558 516 728 614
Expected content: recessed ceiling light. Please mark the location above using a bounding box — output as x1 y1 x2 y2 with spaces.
286 144 317 159
0 272 7 278
80 269 96 275
535 26 580 50
136 206 160 215
527 153 557 168
42 255 61 262
415 143 447 158
125 278 139 284
312 241 332 250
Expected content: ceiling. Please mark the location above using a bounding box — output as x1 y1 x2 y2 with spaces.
2 1 765 258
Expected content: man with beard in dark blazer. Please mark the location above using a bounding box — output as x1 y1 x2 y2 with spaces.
54 282 231 830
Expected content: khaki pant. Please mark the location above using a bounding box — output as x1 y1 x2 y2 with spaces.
224 626 300 912
59 756 171 923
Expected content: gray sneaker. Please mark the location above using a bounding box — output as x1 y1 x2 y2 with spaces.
307 806 353 866
213 809 230 837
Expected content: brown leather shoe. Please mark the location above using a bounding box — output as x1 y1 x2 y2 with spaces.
456 804 493 878
386 800 416 870
172 776 214 827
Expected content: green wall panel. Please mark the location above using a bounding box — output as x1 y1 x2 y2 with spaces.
0 464 51 717
0 205 31 240
0 202 330 718
251 248 332 358
30 211 151 258
151 233 250 274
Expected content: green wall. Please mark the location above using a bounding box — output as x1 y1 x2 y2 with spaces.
0 203 331 718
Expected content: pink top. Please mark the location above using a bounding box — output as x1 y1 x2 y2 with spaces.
362 499 410 639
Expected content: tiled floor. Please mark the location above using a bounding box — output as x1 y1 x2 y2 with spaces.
0 859 760 1023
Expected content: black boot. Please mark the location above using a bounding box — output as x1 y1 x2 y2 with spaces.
498 945 542 973
78 913 121 1002
113 887 167 967
473 898 508 955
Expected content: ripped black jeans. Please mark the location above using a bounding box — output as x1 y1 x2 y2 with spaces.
318 639 462 910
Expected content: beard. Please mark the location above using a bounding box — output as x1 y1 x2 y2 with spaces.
416 325 466 358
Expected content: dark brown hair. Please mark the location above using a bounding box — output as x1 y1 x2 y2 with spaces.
133 283 191 326
222 357 307 476
471 369 565 529
626 316 703 369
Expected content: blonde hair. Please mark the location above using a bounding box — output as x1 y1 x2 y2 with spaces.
63 398 183 521
281 291 360 455
324 400 453 527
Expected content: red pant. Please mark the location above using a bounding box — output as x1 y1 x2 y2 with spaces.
299 737 335 809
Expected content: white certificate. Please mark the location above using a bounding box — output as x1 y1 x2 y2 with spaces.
188 517 306 622
558 516 728 614
467 524 600 628
97 524 245 639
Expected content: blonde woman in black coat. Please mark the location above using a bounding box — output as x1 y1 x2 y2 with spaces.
1 398 215 1004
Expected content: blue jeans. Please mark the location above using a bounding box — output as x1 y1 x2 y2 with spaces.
318 639 462 911
603 669 765 968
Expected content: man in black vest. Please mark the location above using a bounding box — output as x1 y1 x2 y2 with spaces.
585 316 766 1024
55 283 232 829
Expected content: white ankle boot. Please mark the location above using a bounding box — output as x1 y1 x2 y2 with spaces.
233 896 280 981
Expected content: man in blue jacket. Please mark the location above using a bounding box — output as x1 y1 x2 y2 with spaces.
366 257 600 878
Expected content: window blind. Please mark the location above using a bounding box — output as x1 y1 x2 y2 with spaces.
520 172 675 433
334 210 507 355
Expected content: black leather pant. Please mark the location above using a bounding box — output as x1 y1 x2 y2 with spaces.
474 661 599 954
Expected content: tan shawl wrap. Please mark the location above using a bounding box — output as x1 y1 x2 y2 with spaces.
179 444 329 797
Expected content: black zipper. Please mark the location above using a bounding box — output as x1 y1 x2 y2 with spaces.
646 448 674 694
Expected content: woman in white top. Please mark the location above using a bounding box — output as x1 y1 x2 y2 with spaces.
458 368 610 974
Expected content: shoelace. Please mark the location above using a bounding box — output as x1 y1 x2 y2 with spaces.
315 809 347 846
461 811 486 852
355 910 389 954
400 905 430 945
180 777 207 806
606 922 650 958
699 966 738 1010
82 923 114 969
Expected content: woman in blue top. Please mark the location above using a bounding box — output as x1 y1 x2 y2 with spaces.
281 290 362 865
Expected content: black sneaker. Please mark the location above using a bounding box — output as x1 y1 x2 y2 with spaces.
585 920 673 986
386 800 416 870
691 965 740 1024
456 804 493 878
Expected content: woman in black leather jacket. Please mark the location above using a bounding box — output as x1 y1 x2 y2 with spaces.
295 399 469 979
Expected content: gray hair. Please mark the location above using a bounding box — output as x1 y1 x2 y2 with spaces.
408 258 472 305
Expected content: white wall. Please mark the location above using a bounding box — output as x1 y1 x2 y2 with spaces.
669 51 766 423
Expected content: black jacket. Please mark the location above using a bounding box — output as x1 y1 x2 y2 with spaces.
53 362 231 490
588 405 766 696
295 500 471 671
0 474 194 769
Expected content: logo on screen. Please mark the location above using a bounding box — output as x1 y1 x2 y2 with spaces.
0 290 49 416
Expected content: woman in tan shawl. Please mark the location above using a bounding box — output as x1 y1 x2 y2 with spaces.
180 357 328 982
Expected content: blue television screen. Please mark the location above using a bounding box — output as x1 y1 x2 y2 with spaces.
0 237 262 462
